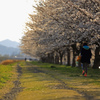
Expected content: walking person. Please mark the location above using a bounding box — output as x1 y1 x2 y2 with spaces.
81 42 92 76
25 58 27 62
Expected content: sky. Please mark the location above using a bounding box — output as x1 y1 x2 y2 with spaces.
0 0 37 43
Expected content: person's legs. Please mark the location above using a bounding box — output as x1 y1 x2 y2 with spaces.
83 63 88 76
85 63 87 74
82 63 85 75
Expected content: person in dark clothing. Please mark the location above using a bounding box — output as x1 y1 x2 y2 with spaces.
81 42 92 76
25 58 27 62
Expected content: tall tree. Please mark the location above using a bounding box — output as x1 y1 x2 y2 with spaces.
20 0 100 67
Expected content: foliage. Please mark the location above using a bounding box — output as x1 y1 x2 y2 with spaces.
20 0 100 59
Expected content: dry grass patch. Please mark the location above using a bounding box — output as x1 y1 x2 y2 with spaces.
17 89 84 100
0 59 20 65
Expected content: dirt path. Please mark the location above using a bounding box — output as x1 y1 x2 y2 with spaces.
1 62 99 100
27 63 95 100
0 64 23 100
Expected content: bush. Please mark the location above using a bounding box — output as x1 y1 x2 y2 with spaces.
0 60 19 65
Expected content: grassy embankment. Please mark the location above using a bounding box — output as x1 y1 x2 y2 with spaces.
0 60 21 99
0 60 100 100
16 61 100 100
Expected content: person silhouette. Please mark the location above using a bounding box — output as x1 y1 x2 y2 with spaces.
81 42 92 76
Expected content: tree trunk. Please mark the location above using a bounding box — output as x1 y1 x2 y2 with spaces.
71 44 76 67
59 54 63 65
40 57 46 63
72 50 76 67
58 51 64 65
93 46 100 69
67 48 70 66
47 54 50 63
55 55 59 64
47 53 54 63
50 53 54 63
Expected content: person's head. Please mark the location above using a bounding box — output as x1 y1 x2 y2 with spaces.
83 42 88 46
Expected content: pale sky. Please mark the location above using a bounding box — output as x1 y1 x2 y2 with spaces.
0 0 37 43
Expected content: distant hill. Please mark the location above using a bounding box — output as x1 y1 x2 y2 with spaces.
0 44 20 56
0 39 19 48
0 39 21 56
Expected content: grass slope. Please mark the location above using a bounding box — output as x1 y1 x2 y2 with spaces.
0 60 21 99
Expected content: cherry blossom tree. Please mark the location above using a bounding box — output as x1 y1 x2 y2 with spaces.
20 0 100 67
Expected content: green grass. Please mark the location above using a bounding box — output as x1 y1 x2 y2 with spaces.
0 61 19 99
31 61 100 86
0 64 13 88
17 61 83 100
31 61 100 77
12 61 100 100
1 61 100 100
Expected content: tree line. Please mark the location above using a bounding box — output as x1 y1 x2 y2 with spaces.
20 0 100 69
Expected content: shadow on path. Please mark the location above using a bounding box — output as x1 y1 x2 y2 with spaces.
26 62 96 100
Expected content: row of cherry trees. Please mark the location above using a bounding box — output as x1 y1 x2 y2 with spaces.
20 0 100 68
